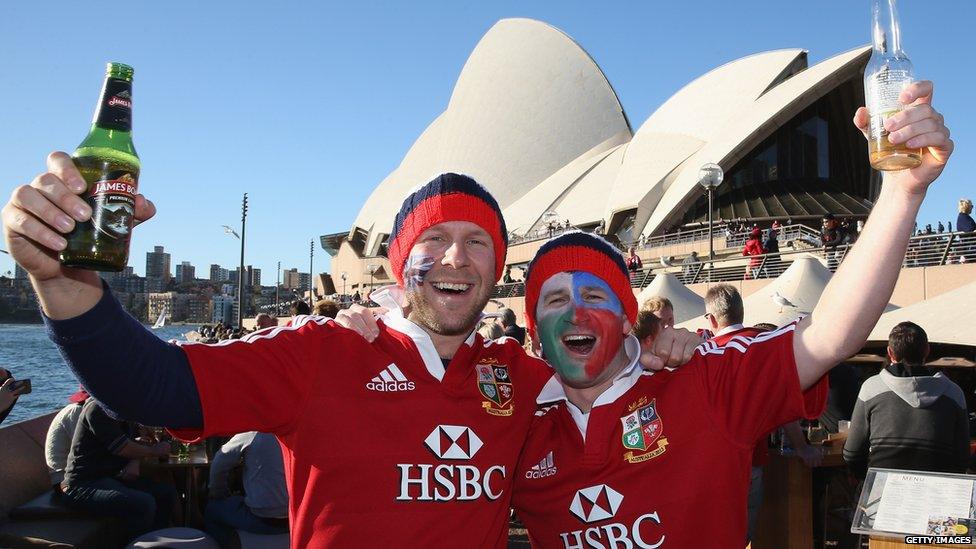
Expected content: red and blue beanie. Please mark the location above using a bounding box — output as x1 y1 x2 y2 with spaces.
524 231 638 334
387 173 507 286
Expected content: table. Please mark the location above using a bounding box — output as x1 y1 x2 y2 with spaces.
144 446 210 527
751 444 847 549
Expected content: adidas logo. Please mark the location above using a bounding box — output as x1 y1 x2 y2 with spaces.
366 363 416 392
524 451 557 479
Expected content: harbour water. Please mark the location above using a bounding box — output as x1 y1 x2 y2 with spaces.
1 323 198 425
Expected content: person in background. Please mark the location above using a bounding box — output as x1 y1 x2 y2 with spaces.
763 228 780 276
289 300 310 317
60 399 175 539
626 246 642 274
0 367 29 425
844 322 969 478
680 251 699 282
499 307 526 345
478 321 504 341
44 386 90 487
958 198 976 233
742 227 765 279
703 285 767 543
205 431 289 547
253 313 277 330
641 295 675 329
312 299 339 318
503 266 514 284
631 309 662 357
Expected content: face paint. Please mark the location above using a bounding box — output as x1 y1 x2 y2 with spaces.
403 253 435 292
536 272 627 387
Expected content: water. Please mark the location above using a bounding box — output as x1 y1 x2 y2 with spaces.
0 323 198 425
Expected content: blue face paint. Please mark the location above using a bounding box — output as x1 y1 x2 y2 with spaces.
403 253 435 291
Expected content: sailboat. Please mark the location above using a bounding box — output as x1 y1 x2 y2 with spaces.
152 305 168 329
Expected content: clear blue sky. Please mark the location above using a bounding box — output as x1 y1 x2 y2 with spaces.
1 1 971 281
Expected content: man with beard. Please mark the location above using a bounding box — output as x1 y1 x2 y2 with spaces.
3 169 699 548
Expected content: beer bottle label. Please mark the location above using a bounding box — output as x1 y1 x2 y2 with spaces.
86 170 138 241
866 68 911 141
93 78 133 132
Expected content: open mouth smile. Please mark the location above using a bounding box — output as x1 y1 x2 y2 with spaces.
561 333 597 355
431 282 474 295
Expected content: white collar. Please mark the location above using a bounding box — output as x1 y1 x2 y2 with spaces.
373 285 477 382
536 335 646 440
715 324 745 337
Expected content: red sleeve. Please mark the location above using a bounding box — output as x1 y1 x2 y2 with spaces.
169 317 336 441
695 323 828 448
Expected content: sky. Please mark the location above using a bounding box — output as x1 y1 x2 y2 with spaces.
1 1 972 281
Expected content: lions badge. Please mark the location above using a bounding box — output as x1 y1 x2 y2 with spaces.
620 398 668 463
477 360 514 416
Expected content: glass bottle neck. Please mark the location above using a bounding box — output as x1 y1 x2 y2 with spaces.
91 76 133 132
872 0 904 55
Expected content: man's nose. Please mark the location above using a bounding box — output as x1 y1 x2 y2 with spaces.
442 240 469 268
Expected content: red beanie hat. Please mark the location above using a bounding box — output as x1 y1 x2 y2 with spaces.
387 173 507 286
523 231 638 335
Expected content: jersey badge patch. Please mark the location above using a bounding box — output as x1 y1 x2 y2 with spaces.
476 360 514 416
620 398 668 463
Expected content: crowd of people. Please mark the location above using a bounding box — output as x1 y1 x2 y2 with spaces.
0 80 960 548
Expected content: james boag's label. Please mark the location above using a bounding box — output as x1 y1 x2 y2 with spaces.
87 170 138 241
866 69 912 141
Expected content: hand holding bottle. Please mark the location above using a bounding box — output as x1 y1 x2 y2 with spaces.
854 80 953 195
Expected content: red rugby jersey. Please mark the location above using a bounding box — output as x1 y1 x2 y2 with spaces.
512 324 827 548
710 326 769 467
172 313 550 548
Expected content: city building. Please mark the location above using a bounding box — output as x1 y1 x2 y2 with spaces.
209 264 230 282
145 246 171 281
175 261 196 284
211 294 235 326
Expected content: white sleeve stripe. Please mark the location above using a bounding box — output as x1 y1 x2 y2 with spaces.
176 314 331 348
694 323 796 357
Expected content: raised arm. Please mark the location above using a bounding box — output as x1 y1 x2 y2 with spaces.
794 81 953 389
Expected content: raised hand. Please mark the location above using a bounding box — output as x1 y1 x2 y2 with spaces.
2 151 156 283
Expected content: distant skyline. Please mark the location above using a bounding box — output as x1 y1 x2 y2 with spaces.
1 1 972 281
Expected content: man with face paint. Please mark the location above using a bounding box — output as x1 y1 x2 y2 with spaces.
509 80 954 546
10 167 703 549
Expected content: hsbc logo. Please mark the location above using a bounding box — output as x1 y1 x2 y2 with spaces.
561 484 665 549
424 425 483 460
570 485 624 523
397 425 505 502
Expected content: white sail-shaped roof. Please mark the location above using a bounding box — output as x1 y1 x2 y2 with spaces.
636 273 706 325
868 281 976 346
350 18 631 253
642 46 871 235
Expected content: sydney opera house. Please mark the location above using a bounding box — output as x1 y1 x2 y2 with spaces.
322 18 878 290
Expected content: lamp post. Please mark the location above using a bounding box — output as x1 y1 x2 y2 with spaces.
308 240 315 309
698 164 724 276
275 261 281 316
236 194 248 329
340 271 347 303
366 263 379 299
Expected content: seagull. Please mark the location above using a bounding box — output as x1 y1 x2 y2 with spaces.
660 256 674 268
772 291 796 313
221 225 240 239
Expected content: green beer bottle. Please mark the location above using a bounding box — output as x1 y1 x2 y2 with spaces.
59 62 140 271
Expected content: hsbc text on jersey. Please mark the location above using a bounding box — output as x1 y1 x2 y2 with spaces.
559 511 665 549
396 424 507 502
396 463 506 502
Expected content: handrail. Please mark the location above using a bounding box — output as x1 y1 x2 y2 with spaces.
491 230 976 298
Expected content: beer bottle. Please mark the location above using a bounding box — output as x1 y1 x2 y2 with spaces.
59 62 140 271
864 0 922 171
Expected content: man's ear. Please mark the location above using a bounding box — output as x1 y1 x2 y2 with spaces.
886 345 897 364
622 316 633 336
530 328 542 357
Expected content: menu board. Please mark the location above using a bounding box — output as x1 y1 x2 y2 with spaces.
852 468 976 538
